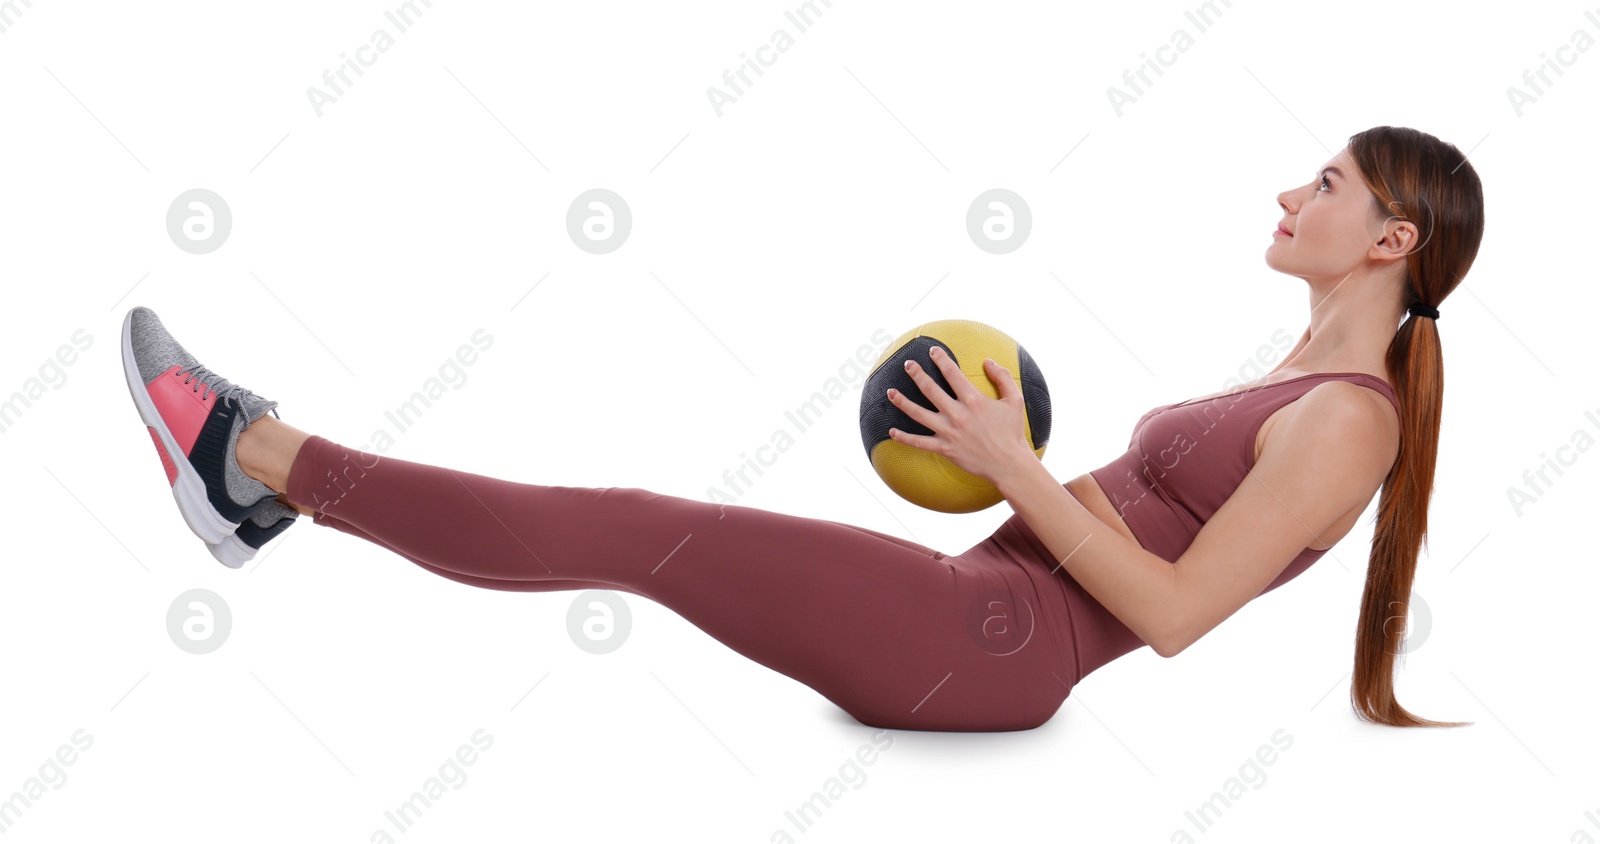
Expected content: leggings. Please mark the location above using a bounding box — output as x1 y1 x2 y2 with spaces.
283 435 1124 732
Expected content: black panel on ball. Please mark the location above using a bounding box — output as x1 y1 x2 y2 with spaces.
1017 344 1051 449
859 336 961 457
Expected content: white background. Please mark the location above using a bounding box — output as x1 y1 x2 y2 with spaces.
2 0 1595 841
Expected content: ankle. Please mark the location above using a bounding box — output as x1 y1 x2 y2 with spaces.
275 493 315 518
235 421 279 491
237 415 311 493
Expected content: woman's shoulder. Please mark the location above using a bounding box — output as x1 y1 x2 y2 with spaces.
1265 373 1401 457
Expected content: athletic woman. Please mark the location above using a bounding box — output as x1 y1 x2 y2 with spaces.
121 125 1482 732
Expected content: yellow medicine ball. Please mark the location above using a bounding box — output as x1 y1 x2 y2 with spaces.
860 319 1052 513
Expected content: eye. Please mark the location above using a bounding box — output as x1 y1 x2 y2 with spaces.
1317 174 1332 192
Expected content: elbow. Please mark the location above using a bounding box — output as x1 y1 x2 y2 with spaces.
1152 621 1192 659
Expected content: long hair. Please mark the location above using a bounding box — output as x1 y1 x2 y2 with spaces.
1344 126 1483 727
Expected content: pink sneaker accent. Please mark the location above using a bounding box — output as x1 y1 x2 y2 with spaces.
147 426 178 486
147 365 218 456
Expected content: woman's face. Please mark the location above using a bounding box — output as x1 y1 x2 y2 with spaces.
1267 147 1397 281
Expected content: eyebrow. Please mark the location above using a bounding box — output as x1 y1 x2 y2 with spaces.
1319 166 1345 180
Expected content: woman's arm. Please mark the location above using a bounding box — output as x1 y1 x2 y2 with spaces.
994 457 1186 657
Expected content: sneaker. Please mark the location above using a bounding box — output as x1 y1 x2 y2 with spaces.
208 498 299 568
121 305 283 545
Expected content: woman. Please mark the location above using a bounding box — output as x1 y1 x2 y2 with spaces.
122 125 1482 733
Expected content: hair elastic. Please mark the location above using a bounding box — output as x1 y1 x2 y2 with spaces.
1407 301 1439 320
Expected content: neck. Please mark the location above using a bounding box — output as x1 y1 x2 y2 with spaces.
1277 268 1407 376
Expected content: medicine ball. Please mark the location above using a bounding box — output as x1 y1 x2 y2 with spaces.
860 319 1051 513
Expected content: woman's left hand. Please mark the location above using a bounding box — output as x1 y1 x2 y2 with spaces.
885 345 1036 485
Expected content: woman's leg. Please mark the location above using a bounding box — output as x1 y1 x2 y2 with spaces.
305 507 645 594
270 432 1073 731
304 499 951 599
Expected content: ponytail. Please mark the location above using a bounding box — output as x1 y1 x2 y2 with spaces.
1344 126 1483 727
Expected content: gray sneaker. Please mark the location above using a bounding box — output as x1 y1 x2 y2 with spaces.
121 306 283 546
208 498 300 568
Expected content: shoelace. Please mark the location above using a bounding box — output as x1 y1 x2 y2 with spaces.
179 363 282 431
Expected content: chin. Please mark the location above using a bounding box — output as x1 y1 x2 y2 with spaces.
1263 241 1307 274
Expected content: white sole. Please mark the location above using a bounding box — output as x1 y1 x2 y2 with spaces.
121 309 241 547
207 534 252 568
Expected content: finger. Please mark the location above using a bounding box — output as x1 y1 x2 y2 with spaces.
888 425 939 453
926 346 983 402
985 358 1019 399
886 386 938 431
902 357 957 414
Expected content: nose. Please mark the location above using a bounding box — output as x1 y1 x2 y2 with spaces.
1277 187 1299 216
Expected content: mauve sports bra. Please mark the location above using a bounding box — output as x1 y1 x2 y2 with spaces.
1089 371 1400 580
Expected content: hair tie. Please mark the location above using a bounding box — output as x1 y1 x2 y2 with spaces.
1407 301 1439 320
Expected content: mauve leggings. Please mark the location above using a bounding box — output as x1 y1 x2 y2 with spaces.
284 434 1098 732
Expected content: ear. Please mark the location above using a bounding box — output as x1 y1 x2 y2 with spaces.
1369 215 1420 264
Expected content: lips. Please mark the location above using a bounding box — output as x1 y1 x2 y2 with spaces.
1276 223 1293 237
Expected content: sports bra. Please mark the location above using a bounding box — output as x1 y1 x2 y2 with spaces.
1088 371 1399 587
